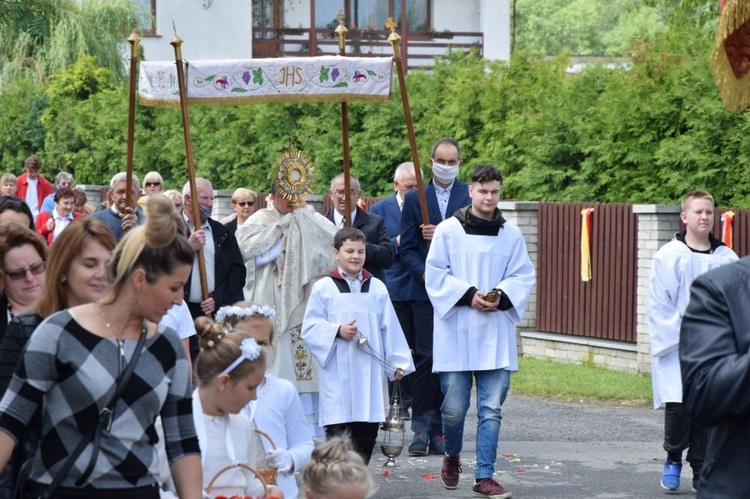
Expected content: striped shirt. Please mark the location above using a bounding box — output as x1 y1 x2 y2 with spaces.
0 310 199 488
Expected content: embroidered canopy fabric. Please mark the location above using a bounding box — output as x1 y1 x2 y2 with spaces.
711 0 750 112
139 56 394 107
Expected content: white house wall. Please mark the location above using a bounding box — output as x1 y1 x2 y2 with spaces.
137 1 508 64
480 0 510 61
139 1 253 62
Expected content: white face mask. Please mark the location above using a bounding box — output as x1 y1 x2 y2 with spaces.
432 161 459 184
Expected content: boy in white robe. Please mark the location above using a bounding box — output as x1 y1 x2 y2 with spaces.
301 227 414 464
647 190 738 492
425 165 535 499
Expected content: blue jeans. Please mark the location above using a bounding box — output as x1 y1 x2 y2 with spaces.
440 369 511 479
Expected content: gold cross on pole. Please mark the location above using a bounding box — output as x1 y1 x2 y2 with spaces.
386 17 398 33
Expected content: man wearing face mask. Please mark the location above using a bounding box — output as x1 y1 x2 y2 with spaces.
400 137 472 456
182 178 246 329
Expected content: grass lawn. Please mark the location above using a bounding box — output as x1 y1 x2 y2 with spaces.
510 356 653 407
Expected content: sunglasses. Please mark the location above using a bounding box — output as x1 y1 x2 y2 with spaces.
236 201 255 207
5 261 46 281
145 182 161 187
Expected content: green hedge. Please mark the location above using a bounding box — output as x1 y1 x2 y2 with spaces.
1 22 749 205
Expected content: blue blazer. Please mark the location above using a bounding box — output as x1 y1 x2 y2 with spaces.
370 194 410 302
400 179 471 302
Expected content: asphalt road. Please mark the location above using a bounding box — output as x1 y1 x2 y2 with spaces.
366 394 695 499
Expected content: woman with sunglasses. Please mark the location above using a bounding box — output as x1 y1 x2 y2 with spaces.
0 218 116 497
138 172 164 209
223 188 258 234
0 196 201 499
0 224 47 343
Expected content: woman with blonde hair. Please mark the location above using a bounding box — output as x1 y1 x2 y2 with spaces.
222 188 257 234
0 196 201 499
163 190 183 212
138 171 165 209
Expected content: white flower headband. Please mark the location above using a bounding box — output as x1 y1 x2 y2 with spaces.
215 304 276 329
219 337 263 376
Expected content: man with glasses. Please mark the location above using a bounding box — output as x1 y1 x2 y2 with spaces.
324 172 393 282
15 156 53 221
91 172 143 241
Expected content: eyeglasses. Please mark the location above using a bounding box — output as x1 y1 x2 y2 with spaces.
5 261 46 281
145 182 161 187
332 189 359 198
235 201 254 207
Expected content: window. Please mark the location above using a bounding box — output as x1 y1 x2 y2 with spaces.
135 0 156 34
252 0 281 39
395 0 429 32
316 0 430 32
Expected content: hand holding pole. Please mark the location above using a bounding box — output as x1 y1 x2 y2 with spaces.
171 23 209 302
387 18 430 230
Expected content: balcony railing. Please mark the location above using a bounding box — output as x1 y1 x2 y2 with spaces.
252 27 483 71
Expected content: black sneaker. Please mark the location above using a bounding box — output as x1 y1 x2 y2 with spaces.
408 432 428 456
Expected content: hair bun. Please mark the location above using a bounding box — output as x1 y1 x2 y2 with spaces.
195 316 227 350
312 437 355 465
144 195 182 248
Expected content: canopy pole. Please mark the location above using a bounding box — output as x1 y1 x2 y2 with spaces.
387 17 430 229
171 23 209 302
336 11 353 228
125 23 140 213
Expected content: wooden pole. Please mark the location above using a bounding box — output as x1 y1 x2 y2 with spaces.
125 25 139 213
336 11 352 227
387 17 430 228
171 24 209 301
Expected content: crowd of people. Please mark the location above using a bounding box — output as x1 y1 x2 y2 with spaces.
0 142 539 499
0 138 744 499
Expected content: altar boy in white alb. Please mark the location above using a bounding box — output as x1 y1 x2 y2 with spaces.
302 227 414 464
647 189 737 493
426 165 535 499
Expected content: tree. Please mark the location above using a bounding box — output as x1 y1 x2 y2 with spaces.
0 0 144 89
515 0 669 55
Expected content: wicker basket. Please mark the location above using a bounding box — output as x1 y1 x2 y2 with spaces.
253 429 278 485
205 462 268 499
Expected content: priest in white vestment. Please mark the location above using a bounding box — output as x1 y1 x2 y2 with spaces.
425 165 534 497
236 188 336 429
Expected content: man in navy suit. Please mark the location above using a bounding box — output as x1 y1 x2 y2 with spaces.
400 138 471 456
370 162 419 414
325 172 394 282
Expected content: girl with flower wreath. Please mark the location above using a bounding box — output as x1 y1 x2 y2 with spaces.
215 303 314 499
192 316 284 499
